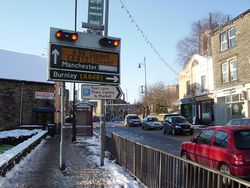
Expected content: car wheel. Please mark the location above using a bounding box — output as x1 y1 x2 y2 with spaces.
171 128 176 135
219 163 231 185
181 151 189 160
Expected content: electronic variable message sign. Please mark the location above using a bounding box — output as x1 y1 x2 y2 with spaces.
48 27 120 85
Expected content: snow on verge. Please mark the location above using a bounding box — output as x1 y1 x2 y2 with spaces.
0 130 47 168
83 136 144 188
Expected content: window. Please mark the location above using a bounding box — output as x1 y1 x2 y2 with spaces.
228 27 236 48
201 75 206 91
186 81 191 95
222 62 229 83
221 59 238 83
197 129 214 145
230 59 237 81
220 31 228 51
234 130 250 149
220 27 236 51
192 60 198 67
213 131 228 148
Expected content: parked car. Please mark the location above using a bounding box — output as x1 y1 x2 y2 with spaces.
163 115 193 135
111 117 123 123
227 118 250 126
124 114 141 127
141 116 163 130
180 126 250 181
156 112 180 122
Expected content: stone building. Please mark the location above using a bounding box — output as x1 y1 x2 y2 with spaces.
0 78 55 130
0 78 69 131
211 9 250 124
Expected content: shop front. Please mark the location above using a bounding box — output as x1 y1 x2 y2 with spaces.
214 86 246 125
180 97 195 124
195 94 214 125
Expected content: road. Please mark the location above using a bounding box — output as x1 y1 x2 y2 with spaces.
94 121 194 156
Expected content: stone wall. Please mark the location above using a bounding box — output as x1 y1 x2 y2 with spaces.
211 12 250 89
0 79 55 131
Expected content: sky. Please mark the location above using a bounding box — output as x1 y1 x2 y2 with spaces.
0 0 249 103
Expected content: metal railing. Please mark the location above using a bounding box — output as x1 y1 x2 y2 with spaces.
106 133 250 188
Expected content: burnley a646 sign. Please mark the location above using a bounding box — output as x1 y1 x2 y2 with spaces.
48 27 120 85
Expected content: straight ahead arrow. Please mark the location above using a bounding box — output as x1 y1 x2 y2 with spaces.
52 49 59 65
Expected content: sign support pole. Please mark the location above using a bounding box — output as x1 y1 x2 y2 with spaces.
100 100 105 166
60 82 65 170
100 0 109 167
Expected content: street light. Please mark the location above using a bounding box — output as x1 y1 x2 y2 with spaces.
138 57 147 97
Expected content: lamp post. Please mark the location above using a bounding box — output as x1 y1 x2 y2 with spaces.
138 57 147 97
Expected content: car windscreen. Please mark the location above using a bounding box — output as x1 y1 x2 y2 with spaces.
148 117 159 122
172 116 188 123
234 130 250 149
227 119 250 125
128 116 139 120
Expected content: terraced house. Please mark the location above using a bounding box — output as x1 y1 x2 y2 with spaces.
212 9 250 125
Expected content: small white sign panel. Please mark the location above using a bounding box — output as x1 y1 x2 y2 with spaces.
35 91 54 100
81 85 122 100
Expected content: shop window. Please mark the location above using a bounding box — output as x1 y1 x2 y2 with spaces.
225 94 244 119
202 101 211 121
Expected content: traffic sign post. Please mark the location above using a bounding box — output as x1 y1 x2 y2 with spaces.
81 85 122 100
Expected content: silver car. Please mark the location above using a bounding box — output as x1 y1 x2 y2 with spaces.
141 116 163 130
124 114 141 127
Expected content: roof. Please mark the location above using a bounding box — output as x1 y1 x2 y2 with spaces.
0 49 52 83
0 78 54 85
211 8 250 35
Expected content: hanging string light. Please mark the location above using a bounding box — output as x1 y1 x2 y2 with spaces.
117 0 179 76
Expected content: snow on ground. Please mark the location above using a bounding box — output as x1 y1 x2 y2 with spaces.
0 129 47 168
76 136 143 188
0 130 144 188
0 129 42 139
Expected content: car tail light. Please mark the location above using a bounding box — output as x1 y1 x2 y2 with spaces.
232 154 244 165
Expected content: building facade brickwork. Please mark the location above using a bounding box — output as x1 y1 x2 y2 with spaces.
0 79 56 130
211 9 250 124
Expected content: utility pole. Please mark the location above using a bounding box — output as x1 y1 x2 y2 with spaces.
72 0 77 142
100 0 109 167
60 82 65 170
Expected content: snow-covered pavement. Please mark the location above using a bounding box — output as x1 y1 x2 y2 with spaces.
0 129 145 188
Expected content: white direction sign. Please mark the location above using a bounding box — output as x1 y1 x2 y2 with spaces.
81 85 122 100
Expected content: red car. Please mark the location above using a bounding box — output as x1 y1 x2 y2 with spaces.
180 126 250 180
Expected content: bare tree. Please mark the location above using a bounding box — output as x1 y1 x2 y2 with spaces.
140 82 179 114
176 11 229 67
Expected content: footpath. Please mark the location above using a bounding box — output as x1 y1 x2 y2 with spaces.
0 128 144 188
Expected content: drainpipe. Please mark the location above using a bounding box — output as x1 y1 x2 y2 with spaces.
19 81 24 125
